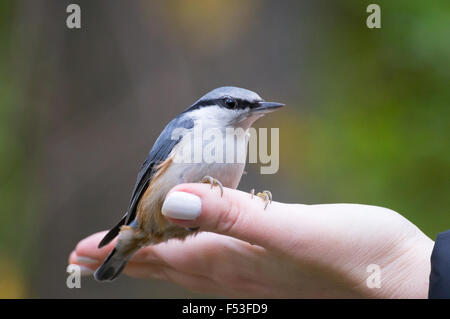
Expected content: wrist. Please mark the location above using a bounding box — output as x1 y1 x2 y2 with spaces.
367 232 434 298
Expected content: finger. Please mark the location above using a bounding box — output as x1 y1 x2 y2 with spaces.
131 232 221 266
161 183 305 250
69 236 179 279
134 232 265 277
70 248 222 295
122 261 171 281
70 230 230 269
70 231 171 268
69 246 216 292
67 250 99 276
71 231 116 263
70 230 236 273
68 250 99 267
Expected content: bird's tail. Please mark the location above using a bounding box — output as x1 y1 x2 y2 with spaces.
94 244 139 282
94 222 144 281
94 248 124 281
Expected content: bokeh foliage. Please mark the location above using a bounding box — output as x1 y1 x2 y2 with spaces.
0 1 28 297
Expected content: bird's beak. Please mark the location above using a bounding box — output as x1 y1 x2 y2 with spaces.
253 101 285 113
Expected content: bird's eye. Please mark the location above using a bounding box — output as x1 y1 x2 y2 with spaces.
224 98 237 109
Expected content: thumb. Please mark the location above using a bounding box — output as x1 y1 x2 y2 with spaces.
161 183 293 248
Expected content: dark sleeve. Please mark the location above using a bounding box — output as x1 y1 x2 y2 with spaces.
428 230 450 299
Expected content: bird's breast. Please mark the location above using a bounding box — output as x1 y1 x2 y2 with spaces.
136 127 249 239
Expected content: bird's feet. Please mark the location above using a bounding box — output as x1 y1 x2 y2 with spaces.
201 176 224 197
250 189 272 210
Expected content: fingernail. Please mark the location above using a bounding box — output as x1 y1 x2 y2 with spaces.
79 265 95 276
162 191 201 220
76 256 97 264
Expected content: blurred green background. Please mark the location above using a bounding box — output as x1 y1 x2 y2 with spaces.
0 0 448 298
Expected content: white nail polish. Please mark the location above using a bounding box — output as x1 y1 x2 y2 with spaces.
76 256 97 264
162 191 202 220
79 265 95 276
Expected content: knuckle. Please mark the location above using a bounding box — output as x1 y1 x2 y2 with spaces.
215 198 242 234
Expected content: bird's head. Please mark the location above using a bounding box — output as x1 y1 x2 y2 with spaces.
185 86 285 129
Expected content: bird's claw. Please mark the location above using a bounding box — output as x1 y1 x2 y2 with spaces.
201 176 224 197
250 189 272 210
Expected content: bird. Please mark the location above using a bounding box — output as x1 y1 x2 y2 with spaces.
94 86 285 281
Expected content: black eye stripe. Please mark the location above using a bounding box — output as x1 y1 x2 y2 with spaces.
185 98 260 113
235 99 257 108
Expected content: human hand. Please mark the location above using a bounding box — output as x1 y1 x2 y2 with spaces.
69 184 433 298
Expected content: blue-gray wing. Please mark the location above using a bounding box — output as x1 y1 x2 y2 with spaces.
98 115 194 248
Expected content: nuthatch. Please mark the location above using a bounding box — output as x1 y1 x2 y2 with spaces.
94 86 284 281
